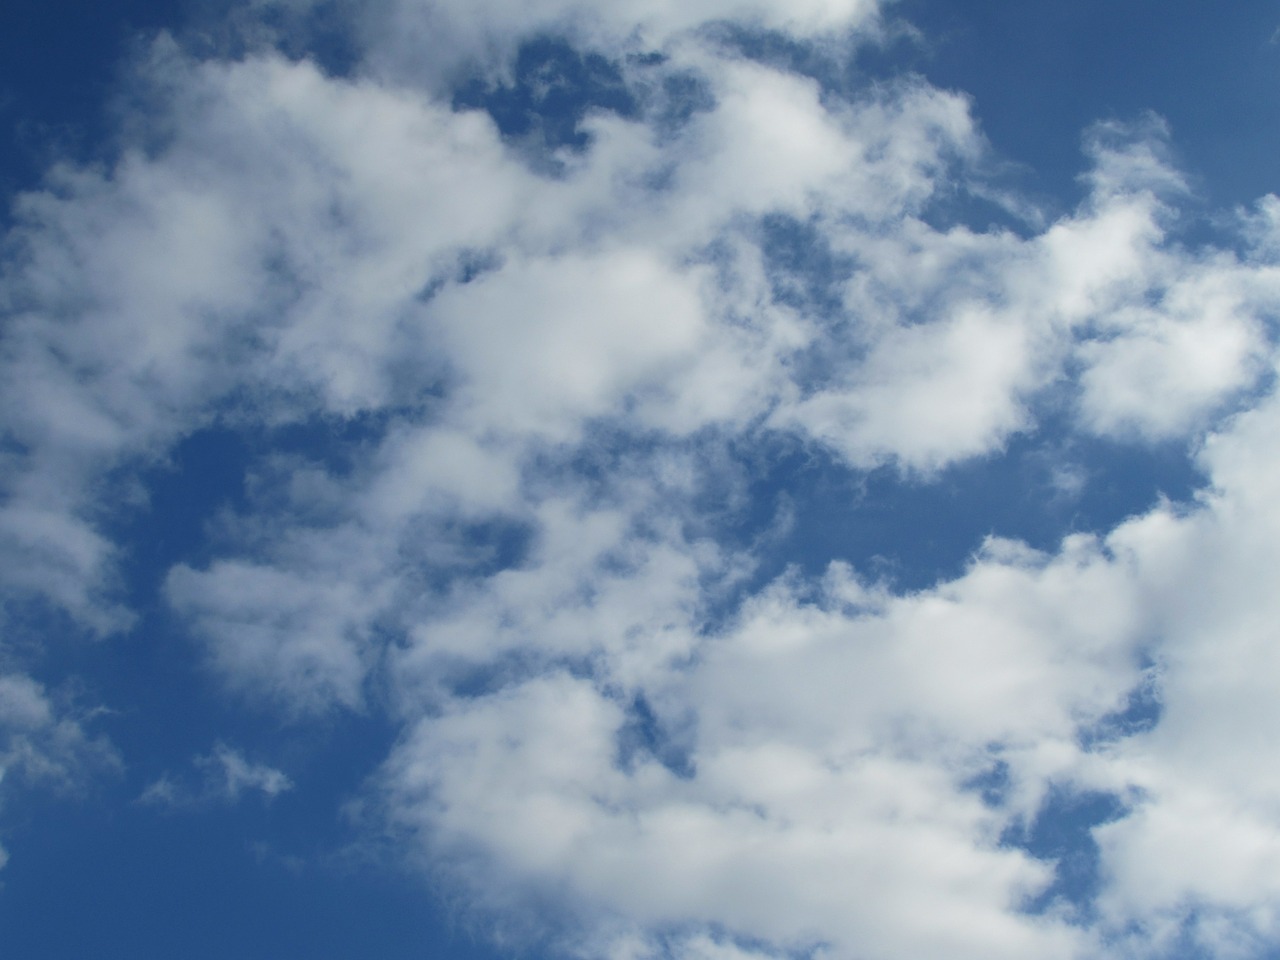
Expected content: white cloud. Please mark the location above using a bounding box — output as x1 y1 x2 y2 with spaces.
338 0 886 90
203 743 293 801
0 672 120 839
167 556 383 713
15 24 1271 635
432 250 710 442
1061 384 1280 954
372 520 1152 960
141 743 293 807
0 672 118 872
363 360 1280 957
5 3 1280 958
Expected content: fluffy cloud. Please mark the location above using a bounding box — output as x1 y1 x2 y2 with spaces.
372 363 1280 959
1075 386 1280 955
5 1 1280 958
373 525 1147 959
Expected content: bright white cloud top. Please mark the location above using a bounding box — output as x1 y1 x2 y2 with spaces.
2 1 1280 958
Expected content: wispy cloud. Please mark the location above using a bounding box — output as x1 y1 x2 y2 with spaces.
140 743 292 809
0 674 119 794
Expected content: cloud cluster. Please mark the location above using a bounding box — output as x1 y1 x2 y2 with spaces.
4 0 1280 957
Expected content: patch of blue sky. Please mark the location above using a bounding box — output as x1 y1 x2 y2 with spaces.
125 419 536 612
758 213 855 320
891 0 1280 211
101 414 392 590
415 246 507 305
712 420 1204 595
0 0 182 203
613 690 697 779
0 661 458 959
644 67 719 139
450 33 722 173
453 37 640 165
1077 664 1163 751
0 793 509 960
1009 786 1130 920
980 678 1165 921
1 443 492 959
230 0 362 77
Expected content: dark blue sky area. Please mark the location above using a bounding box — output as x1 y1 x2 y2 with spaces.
0 794 505 960
0 0 188 197
893 0 1280 210
732 425 1203 594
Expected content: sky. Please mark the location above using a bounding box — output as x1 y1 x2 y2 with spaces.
2 2 1280 959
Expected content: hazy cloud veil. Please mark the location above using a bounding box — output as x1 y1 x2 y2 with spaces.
3 1 1280 958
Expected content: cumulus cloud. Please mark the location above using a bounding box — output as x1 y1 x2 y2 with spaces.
373 525 1151 959
4 0 1280 957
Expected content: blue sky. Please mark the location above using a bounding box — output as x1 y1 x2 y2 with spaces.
3 2 1280 959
